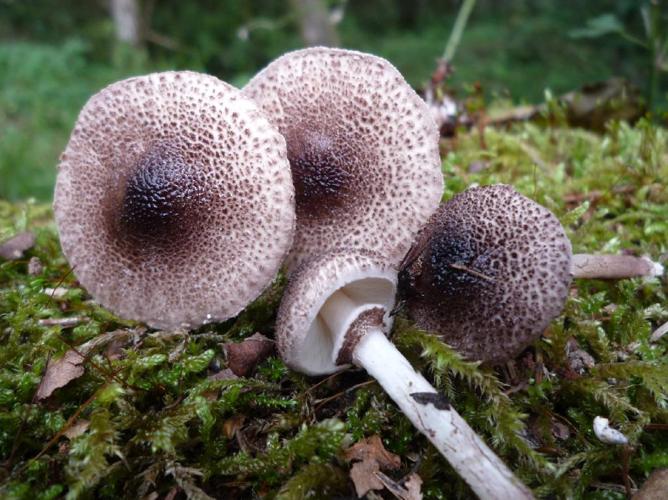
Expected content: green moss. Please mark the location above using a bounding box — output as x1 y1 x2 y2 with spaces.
1 120 667 498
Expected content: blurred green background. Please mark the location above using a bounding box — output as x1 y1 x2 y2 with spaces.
1 0 666 201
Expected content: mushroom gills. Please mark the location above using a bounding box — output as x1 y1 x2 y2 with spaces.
316 283 534 498
301 278 395 372
275 250 533 498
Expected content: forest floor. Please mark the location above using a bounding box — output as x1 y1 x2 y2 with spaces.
0 119 667 499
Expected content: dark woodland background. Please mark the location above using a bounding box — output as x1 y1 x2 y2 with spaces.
1 0 666 200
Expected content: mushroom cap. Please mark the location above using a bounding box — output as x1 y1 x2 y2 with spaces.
54 71 295 330
399 184 572 364
243 47 443 270
276 249 397 375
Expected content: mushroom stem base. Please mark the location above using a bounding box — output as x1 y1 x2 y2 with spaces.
353 328 534 500
571 254 664 280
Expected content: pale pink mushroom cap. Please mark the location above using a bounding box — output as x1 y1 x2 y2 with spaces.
54 71 295 330
243 47 443 270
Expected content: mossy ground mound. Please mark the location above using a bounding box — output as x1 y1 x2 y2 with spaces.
1 120 667 499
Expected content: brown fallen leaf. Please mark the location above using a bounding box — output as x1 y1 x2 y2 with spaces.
634 468 668 499
552 420 570 441
402 474 423 500
105 336 130 361
345 435 401 469
375 471 423 500
350 460 385 497
164 487 179 500
223 332 274 376
223 414 245 439
207 368 239 382
36 350 85 400
344 435 401 497
36 329 134 400
0 231 35 260
565 338 596 375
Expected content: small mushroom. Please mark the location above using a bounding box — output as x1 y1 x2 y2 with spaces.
243 47 443 270
54 71 295 330
593 416 629 445
276 249 533 499
399 184 663 364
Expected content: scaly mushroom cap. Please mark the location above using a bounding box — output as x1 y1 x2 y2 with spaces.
54 71 295 330
399 184 572 364
276 249 397 375
243 47 443 270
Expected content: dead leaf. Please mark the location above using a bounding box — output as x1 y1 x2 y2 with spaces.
634 468 668 499
0 231 35 260
375 471 423 500
207 368 239 382
223 333 274 376
344 435 401 497
36 350 85 400
552 421 570 441
403 474 423 500
36 329 133 400
164 487 179 500
344 435 401 469
105 336 128 361
165 462 214 500
223 415 245 439
565 338 595 375
350 460 385 497
63 419 90 440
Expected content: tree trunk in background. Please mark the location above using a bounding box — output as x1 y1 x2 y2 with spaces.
292 0 339 47
110 0 142 47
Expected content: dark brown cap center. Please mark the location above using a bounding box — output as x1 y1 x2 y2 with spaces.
287 128 355 218
400 230 496 306
116 144 205 250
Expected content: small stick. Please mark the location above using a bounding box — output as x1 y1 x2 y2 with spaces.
571 254 664 280
38 317 86 328
650 321 668 343
449 262 495 282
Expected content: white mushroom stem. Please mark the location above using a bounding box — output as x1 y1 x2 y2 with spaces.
352 330 533 500
571 254 664 280
314 289 533 499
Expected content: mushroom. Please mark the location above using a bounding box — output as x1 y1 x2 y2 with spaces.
398 184 663 363
54 71 295 330
243 47 443 270
276 249 533 499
